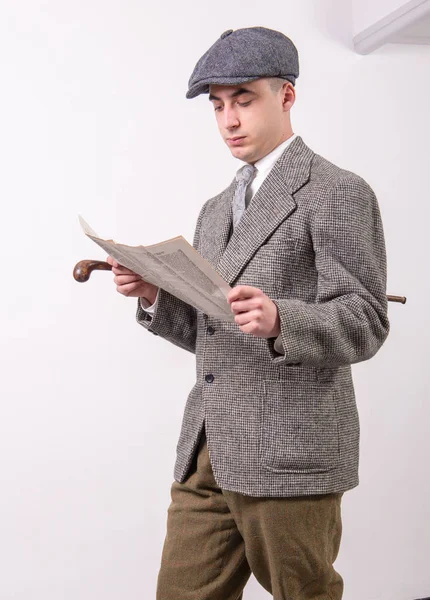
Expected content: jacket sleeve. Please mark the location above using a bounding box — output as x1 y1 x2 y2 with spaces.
267 175 390 366
135 201 208 354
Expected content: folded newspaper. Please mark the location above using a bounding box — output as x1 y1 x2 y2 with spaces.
79 216 235 321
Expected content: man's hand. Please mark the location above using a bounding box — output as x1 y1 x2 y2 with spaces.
228 285 280 338
106 256 159 304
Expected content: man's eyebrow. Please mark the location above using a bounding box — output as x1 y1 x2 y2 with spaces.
208 88 257 102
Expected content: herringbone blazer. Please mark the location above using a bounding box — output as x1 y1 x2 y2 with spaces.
137 136 390 497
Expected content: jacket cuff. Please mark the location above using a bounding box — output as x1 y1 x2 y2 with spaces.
136 298 159 335
266 299 308 365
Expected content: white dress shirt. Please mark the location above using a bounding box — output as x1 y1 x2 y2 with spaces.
141 134 297 319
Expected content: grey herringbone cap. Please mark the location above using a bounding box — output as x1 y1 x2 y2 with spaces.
186 26 299 99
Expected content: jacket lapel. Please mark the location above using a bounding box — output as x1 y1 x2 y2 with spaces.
216 136 314 285
200 179 236 269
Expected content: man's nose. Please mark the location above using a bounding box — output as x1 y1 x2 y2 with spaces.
223 107 240 129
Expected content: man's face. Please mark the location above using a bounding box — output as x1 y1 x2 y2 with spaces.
208 78 293 164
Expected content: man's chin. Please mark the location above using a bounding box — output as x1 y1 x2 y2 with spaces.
230 146 251 161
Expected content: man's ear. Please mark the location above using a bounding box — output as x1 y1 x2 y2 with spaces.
282 82 296 111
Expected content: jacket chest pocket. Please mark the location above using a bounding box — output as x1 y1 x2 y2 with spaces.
260 380 340 473
241 238 301 296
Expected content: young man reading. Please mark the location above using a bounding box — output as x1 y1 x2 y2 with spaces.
108 26 389 600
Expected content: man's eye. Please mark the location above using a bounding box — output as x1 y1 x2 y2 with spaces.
214 105 223 111
238 101 252 107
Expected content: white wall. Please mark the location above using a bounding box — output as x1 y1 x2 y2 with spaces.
1 1 429 599
352 0 412 35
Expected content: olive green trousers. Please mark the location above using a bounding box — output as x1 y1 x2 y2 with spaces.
157 431 343 599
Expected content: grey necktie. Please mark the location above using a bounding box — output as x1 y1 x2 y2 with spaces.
232 164 257 228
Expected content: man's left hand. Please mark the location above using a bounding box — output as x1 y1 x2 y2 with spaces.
228 285 280 338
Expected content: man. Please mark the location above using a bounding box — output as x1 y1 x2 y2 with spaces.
108 26 390 600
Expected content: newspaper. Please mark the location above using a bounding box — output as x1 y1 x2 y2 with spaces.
79 216 234 321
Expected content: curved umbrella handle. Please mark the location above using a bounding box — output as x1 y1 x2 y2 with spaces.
73 260 112 282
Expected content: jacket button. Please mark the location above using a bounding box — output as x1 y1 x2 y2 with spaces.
207 326 215 335
205 374 214 383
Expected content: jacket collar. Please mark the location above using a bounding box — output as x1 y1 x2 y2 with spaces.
211 136 314 285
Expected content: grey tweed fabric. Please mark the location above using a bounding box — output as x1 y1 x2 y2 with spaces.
232 164 257 228
136 136 390 498
186 26 299 99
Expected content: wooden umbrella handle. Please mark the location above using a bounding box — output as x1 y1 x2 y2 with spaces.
73 260 112 282
386 295 407 304
73 259 408 305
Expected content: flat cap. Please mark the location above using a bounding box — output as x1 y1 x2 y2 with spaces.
186 26 299 99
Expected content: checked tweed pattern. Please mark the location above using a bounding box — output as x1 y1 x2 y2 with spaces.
136 136 390 498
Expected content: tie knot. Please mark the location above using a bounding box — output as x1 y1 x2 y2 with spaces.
236 164 256 185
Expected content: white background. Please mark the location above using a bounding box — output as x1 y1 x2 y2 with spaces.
1 1 429 599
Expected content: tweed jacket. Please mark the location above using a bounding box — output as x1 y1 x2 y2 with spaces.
136 136 390 497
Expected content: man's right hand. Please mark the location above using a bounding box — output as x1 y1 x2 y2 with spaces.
106 256 159 305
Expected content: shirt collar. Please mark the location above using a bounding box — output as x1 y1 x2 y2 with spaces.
253 133 297 175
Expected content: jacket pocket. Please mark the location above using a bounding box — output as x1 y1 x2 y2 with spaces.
260 380 340 473
255 237 300 255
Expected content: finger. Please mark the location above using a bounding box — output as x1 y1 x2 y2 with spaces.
114 274 141 286
116 281 142 297
230 300 252 314
231 297 263 314
238 321 261 335
234 309 262 326
228 285 263 303
112 265 136 276
106 255 119 268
